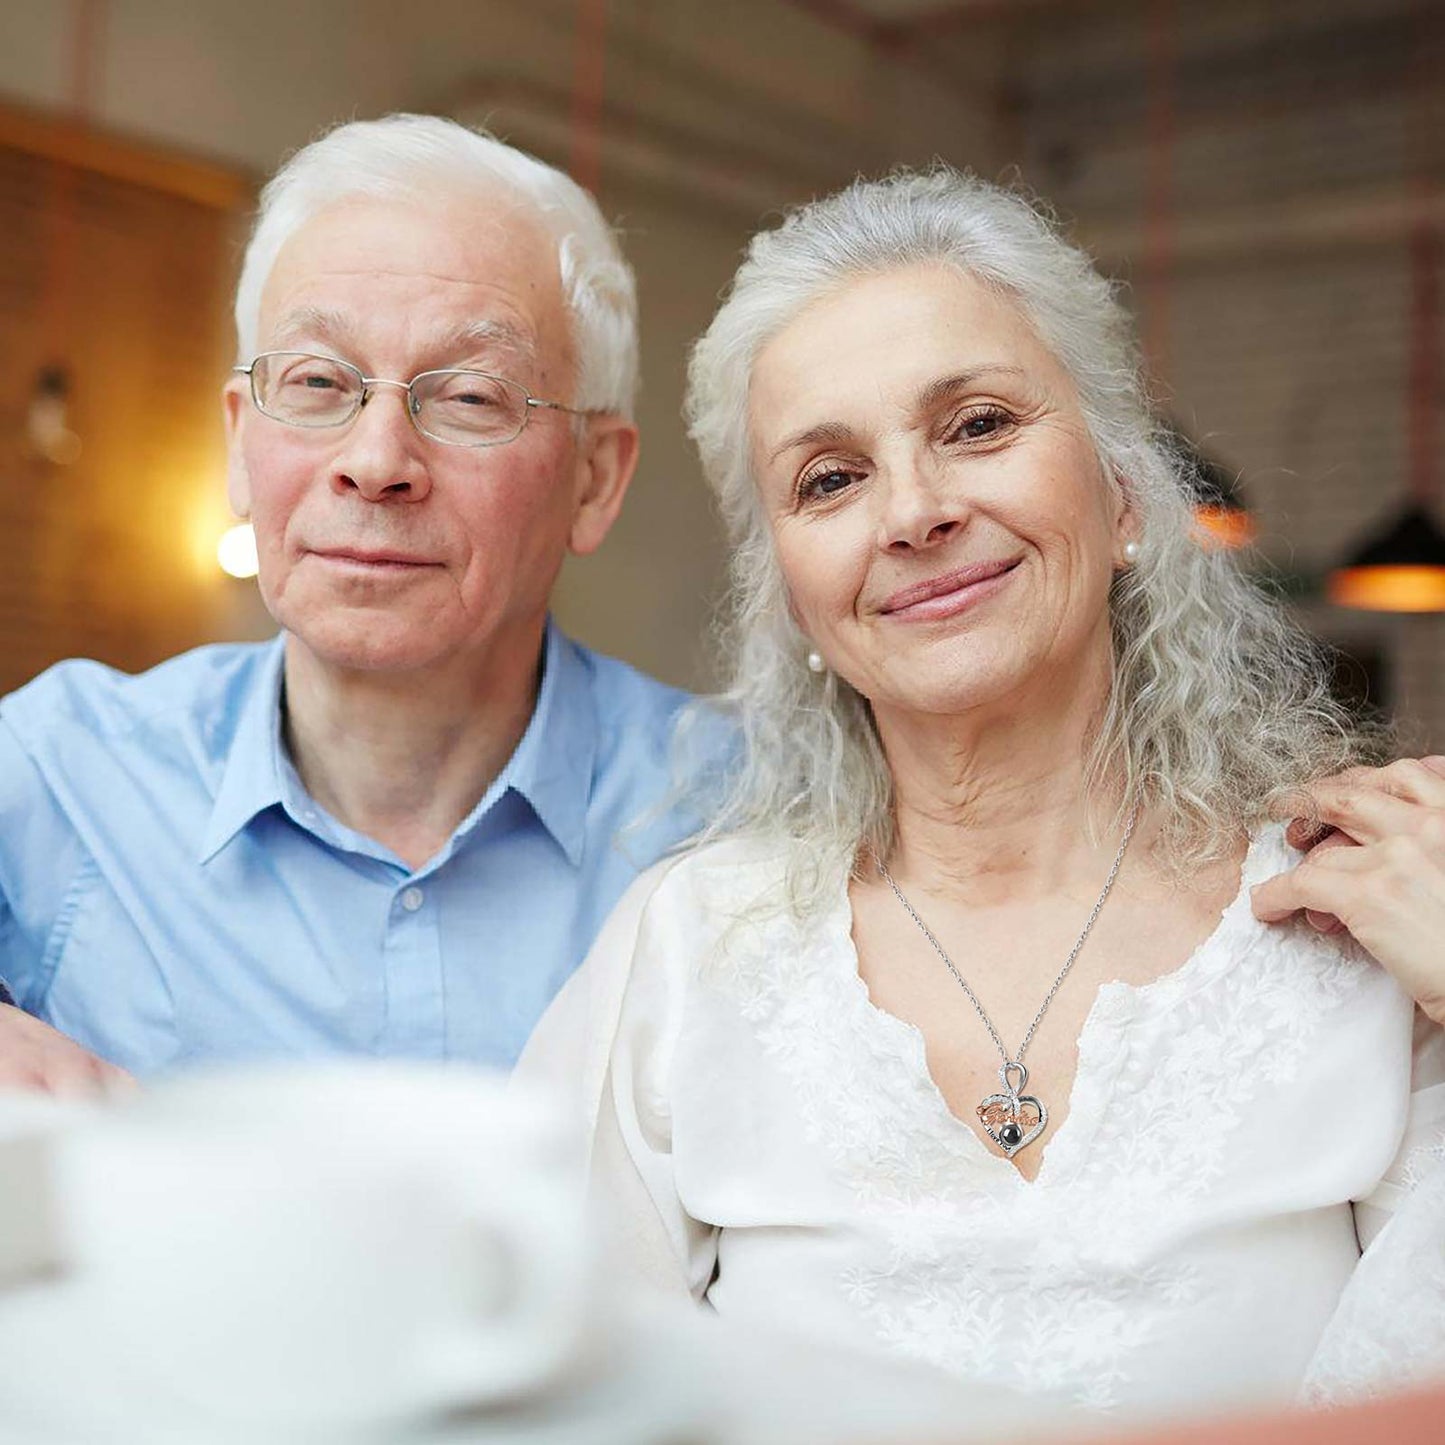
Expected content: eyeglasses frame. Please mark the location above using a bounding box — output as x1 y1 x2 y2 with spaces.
232 350 591 448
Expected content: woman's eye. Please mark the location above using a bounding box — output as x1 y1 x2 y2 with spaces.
798 466 860 502
949 408 1011 442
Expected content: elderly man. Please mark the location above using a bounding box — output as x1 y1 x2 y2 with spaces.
0 114 695 1091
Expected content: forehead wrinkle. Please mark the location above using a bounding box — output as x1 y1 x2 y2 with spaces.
765 363 1032 465
915 365 1027 414
262 308 538 373
768 419 858 464
441 317 537 370
266 304 353 352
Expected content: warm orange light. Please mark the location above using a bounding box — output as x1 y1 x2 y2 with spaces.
1327 565 1445 612
1193 505 1257 550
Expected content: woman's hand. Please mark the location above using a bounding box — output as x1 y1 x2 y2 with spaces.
1251 757 1445 1024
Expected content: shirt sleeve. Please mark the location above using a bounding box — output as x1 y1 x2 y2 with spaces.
516 859 720 1303
1353 1010 1445 1248
1302 1011 1445 1404
0 714 88 1012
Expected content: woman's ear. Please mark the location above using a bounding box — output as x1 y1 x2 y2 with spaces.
1110 470 1143 570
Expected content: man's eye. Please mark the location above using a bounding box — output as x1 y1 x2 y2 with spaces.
277 367 345 391
436 381 506 408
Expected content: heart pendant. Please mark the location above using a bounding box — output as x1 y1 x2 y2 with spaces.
975 1061 1048 1158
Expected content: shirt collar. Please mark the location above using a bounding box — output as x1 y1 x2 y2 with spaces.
197 635 289 864
198 621 598 868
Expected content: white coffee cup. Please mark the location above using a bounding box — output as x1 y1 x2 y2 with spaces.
51 1062 592 1434
0 1091 90 1288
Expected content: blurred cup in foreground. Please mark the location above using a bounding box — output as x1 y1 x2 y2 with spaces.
52 1063 592 1433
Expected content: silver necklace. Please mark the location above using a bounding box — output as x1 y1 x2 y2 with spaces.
874 804 1140 1159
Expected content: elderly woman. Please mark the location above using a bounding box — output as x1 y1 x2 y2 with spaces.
524 171 1445 1421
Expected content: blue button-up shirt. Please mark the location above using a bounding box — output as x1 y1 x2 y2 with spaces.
0 624 696 1074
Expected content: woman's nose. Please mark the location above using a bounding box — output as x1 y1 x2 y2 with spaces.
876 456 965 551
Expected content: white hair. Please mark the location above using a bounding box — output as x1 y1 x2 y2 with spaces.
681 168 1382 909
234 113 638 415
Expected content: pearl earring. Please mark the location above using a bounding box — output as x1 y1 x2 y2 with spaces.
1122 540 1141 563
806 650 826 674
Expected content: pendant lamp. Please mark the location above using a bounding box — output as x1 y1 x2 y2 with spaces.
1329 6 1445 613
1186 435 1257 552
1142 2 1255 551
1328 217 1445 611
1327 505 1445 612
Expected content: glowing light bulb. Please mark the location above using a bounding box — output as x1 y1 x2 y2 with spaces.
217 523 259 579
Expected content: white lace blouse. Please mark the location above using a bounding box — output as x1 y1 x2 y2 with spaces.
522 828 1445 1423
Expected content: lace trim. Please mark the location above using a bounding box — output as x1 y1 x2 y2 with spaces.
1303 1156 1445 1404
703 828 1373 1409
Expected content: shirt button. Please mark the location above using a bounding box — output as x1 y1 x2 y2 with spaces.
400 886 425 913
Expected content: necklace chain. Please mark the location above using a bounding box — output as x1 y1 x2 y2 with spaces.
874 804 1140 1069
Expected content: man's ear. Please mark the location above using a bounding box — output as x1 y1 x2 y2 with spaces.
568 415 640 556
222 380 253 519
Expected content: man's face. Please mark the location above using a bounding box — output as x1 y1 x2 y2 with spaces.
224 190 619 677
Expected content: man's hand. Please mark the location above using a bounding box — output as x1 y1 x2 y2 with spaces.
0 1003 134 1095
1251 757 1445 1025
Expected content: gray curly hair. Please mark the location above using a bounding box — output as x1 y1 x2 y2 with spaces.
679 168 1379 907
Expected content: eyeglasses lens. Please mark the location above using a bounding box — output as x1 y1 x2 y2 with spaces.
251 353 529 446
410 370 527 445
252 353 363 427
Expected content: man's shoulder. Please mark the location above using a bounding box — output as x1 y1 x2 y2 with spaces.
567 636 692 733
560 635 698 786
1 639 280 747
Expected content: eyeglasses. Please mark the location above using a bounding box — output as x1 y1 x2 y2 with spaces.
233 351 589 448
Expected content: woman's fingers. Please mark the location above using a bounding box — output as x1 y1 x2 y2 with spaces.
1347 757 1445 807
1252 833 1445 1024
1279 831 1352 931
1284 816 1332 851
1251 842 1370 923
1277 759 1445 847
1307 781 1424 845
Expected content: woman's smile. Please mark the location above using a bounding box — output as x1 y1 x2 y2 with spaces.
750 262 1127 716
875 557 1022 622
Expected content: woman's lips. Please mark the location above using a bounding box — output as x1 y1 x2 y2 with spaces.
878 558 1021 621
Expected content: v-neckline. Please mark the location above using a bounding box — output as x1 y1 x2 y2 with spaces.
825 829 1280 1190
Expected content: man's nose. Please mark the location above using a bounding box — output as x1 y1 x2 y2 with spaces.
876 454 965 551
329 384 432 503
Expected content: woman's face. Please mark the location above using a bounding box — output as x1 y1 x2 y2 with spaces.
748 262 1133 722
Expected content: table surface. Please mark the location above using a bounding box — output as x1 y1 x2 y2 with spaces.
0 1273 1073 1445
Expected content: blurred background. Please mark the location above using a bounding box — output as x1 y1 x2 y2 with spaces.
0 0 1441 746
